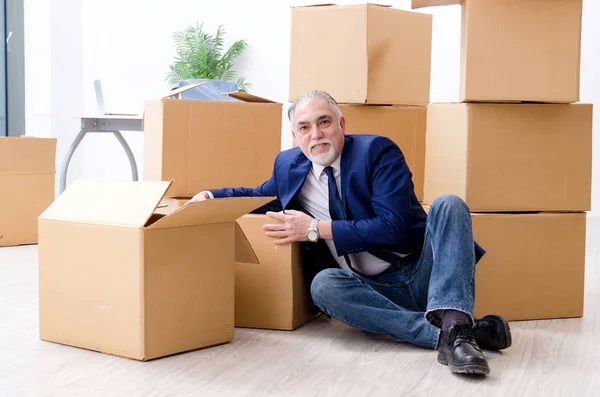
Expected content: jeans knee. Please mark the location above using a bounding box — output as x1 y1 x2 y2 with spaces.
430 194 469 215
310 268 345 308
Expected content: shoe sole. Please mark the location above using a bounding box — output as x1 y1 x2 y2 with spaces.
438 352 490 376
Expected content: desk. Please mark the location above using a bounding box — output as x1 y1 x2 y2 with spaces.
59 115 143 194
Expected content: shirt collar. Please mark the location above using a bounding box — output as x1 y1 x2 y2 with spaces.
313 155 342 179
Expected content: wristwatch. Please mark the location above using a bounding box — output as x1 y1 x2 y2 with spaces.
306 218 321 242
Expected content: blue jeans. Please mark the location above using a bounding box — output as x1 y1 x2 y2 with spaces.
310 195 476 350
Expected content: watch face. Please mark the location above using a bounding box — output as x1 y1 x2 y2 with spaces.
307 230 318 241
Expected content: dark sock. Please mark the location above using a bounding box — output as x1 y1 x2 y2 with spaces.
442 310 471 332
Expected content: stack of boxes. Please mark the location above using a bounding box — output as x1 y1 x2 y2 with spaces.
37 84 289 360
289 3 433 200
414 0 592 321
33 0 593 362
231 4 435 331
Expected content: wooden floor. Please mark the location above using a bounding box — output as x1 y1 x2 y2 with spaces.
1 217 599 397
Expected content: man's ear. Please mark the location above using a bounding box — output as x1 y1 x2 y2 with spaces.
340 116 346 133
291 129 298 147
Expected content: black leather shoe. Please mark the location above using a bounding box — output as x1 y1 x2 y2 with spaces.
438 323 490 375
473 315 512 351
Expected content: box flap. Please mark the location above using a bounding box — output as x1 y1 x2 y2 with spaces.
293 3 390 8
146 197 276 229
235 222 259 264
225 91 277 103
162 82 207 99
366 3 392 7
293 3 337 7
39 180 172 227
411 0 461 9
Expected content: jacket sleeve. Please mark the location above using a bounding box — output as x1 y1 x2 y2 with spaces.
209 177 277 199
331 137 416 255
207 155 282 213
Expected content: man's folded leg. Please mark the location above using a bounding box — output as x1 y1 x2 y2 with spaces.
409 194 505 375
310 268 441 350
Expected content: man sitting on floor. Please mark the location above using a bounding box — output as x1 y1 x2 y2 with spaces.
189 90 512 376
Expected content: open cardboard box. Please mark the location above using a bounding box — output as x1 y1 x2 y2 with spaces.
38 179 274 361
235 215 320 330
143 84 282 197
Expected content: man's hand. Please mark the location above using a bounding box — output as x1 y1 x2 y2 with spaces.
187 191 212 205
263 210 313 245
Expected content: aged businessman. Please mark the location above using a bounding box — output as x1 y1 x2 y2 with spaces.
189 90 512 375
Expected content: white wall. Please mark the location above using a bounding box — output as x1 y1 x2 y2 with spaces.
580 0 600 217
25 0 85 196
24 0 600 215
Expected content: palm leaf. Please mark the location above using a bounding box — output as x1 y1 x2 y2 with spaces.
165 22 250 90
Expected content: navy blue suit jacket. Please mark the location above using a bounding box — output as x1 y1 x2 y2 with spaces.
210 135 485 276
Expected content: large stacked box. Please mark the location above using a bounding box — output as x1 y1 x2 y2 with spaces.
289 3 433 200
216 3 434 331
241 3 434 330
414 0 592 320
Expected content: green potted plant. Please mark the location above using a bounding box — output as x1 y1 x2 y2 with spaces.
166 22 251 92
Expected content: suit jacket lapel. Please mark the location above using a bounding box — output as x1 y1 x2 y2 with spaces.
285 154 312 210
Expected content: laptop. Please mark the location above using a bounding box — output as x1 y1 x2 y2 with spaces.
94 80 140 116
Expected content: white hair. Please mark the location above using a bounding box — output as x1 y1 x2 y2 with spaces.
288 90 343 132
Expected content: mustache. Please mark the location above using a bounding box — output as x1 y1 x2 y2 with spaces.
309 139 333 150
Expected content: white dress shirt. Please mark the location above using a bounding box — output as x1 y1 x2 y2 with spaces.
296 157 392 276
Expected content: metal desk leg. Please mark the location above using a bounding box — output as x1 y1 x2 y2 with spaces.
59 128 88 194
112 131 139 181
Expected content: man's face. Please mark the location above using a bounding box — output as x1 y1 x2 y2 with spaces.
292 99 345 166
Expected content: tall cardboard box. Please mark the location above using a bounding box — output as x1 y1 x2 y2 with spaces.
422 205 586 321
143 87 282 198
339 105 426 201
472 212 586 321
424 103 593 212
289 4 432 105
235 215 320 330
0 137 56 246
38 179 273 361
412 0 583 103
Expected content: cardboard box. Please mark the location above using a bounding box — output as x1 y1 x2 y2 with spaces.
235 215 320 330
154 197 190 215
289 4 432 105
0 137 56 246
472 212 586 321
422 205 585 321
143 85 282 198
424 103 592 212
412 0 583 103
340 105 426 200
38 179 273 361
